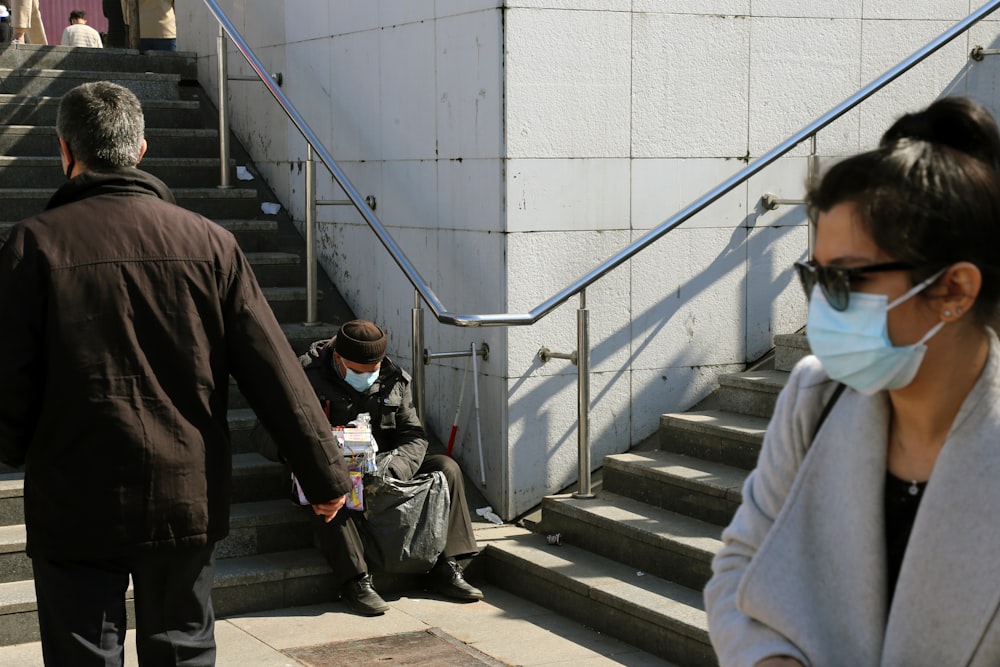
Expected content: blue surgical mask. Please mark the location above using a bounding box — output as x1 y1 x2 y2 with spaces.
805 269 946 395
344 367 379 393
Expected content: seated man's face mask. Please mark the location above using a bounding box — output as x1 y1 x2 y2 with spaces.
338 357 380 392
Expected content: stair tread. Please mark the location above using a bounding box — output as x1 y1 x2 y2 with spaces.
245 251 301 265
0 126 217 137
0 67 180 81
0 95 198 109
661 409 770 440
717 368 789 392
0 186 256 197
0 524 24 552
0 548 329 614
605 450 747 499
485 527 708 635
546 492 722 557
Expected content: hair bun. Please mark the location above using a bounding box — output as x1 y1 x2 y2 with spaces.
881 97 1000 170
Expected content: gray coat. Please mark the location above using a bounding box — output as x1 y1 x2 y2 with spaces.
705 329 1000 667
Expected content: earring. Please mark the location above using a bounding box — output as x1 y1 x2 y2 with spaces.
944 309 953 317
956 307 963 315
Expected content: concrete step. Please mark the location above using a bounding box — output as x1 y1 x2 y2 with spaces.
774 332 809 372
0 475 22 528
538 492 721 592
260 286 325 323
0 185 262 221
603 450 746 527
716 369 788 419
481 526 716 667
0 157 233 188
0 44 198 78
0 68 181 99
659 410 769 470
244 251 303 286
0 126 220 158
0 453 288 529
0 96 202 127
0 548 338 647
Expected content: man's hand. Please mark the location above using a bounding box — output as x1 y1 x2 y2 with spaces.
312 494 347 522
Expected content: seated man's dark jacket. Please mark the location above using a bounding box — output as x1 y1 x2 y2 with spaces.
0 168 351 560
255 337 428 480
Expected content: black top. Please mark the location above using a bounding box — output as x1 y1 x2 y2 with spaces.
884 472 927 605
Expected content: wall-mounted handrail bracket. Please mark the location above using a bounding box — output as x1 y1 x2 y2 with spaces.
971 45 1000 61
761 192 806 211
425 344 489 365
538 346 578 365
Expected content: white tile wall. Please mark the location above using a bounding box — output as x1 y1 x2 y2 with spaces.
330 1 379 36
746 225 808 360
631 158 748 231
751 0 862 19
863 0 971 21
436 0 502 18
633 1 749 14
435 11 504 160
629 364 743 443
285 1 329 42
748 17 862 157
437 159 503 233
380 21 438 161
329 30 383 161
506 370 629 517
380 160 438 229
506 158 631 232
632 13 750 158
629 227 748 370
507 230 632 375
505 0 629 10
379 0 437 27
505 8 631 158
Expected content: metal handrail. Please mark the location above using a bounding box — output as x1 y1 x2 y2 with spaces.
199 0 1000 501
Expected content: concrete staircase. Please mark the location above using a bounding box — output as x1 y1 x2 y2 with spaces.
477 333 810 667
0 44 356 646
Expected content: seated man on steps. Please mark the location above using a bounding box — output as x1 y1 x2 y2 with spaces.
254 320 484 615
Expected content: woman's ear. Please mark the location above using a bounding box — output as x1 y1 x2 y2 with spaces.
935 262 981 322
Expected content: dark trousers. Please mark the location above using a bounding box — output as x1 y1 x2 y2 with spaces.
312 453 479 589
32 544 217 667
102 0 127 48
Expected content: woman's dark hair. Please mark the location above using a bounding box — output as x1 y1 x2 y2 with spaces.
807 96 1000 326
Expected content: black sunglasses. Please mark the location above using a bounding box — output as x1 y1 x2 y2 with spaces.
794 260 913 311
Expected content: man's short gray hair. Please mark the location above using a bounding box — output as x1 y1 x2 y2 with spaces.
56 81 145 169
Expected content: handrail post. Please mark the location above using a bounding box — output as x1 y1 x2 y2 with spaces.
412 291 426 426
806 134 818 259
303 145 318 325
216 25 232 189
573 290 594 499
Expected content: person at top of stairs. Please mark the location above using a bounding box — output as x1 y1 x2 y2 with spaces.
0 81 353 666
705 96 1000 667
252 320 484 616
60 9 103 48
9 0 45 44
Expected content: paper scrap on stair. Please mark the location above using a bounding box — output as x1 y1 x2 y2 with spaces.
476 506 503 525
236 165 254 181
261 202 281 215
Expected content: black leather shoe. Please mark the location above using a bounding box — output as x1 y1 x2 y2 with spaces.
342 574 389 616
428 557 484 601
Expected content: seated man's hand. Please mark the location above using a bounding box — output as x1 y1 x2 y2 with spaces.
312 494 347 522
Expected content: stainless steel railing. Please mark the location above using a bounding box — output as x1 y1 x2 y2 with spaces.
201 0 1000 497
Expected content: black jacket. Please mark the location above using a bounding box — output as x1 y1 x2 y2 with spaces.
254 337 429 480
0 168 351 559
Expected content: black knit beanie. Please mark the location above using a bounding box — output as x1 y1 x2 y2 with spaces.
334 320 387 364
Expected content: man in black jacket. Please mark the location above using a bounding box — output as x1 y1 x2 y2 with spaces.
0 81 351 666
258 320 483 615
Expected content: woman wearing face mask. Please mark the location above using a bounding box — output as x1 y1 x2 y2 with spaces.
704 96 1000 667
